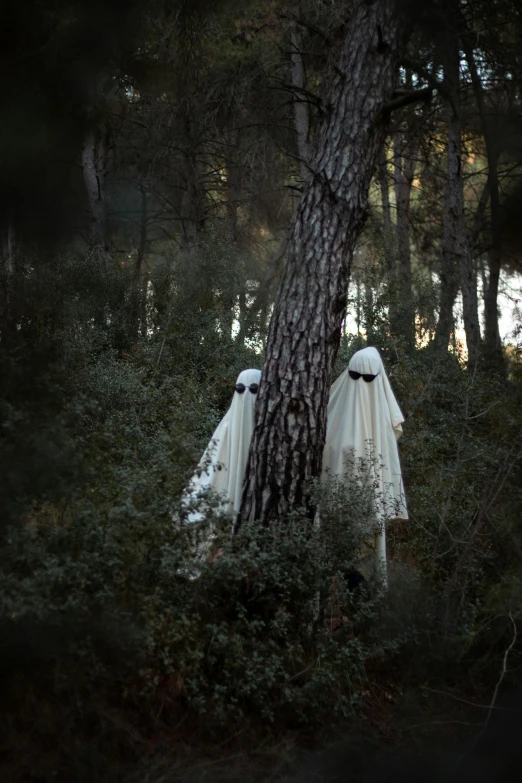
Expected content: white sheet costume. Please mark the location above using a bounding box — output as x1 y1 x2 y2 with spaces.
184 368 261 524
322 347 407 585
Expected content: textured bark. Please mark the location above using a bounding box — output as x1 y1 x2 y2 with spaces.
237 0 404 528
462 31 502 364
439 20 481 367
290 19 311 181
82 130 107 248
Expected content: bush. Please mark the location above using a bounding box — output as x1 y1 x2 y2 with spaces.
0 469 382 781
2 241 522 780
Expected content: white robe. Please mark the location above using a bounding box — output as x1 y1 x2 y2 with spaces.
322 347 407 584
184 368 261 522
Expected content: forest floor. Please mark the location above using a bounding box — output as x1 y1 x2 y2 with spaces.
139 668 517 783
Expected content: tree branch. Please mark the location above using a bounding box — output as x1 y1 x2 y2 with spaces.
382 87 433 114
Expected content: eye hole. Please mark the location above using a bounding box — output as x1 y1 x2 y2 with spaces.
348 370 377 382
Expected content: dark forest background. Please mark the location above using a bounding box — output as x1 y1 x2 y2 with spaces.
1 1 522 781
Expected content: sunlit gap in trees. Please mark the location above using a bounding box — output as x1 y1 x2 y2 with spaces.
231 287 266 353
344 270 521 361
227 270 520 358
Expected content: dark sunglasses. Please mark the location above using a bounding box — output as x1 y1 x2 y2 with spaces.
235 382 259 394
349 370 378 383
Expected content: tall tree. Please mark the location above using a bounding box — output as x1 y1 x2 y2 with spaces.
82 128 109 248
392 76 422 348
461 28 503 364
445 5 481 366
237 0 405 527
434 2 481 366
290 16 312 181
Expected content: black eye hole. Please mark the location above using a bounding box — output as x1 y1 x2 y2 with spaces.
349 370 378 383
235 382 259 394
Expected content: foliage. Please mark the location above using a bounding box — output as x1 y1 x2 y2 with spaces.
1 472 380 781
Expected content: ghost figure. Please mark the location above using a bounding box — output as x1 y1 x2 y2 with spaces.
185 368 261 524
322 347 408 586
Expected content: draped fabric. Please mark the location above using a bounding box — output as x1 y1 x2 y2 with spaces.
322 347 408 583
184 368 261 522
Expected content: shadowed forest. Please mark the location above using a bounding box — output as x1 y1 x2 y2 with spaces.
1 1 522 781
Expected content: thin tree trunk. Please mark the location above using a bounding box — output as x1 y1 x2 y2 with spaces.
237 288 247 347
2 217 17 330
180 113 205 246
290 18 311 181
226 128 240 241
433 39 460 354
356 279 362 336
377 143 394 270
392 77 418 349
393 131 413 288
224 129 241 339
6 218 16 283
237 0 404 528
82 130 107 248
469 180 490 253
364 282 375 344
433 263 459 352
134 185 149 339
462 30 502 364
440 17 481 367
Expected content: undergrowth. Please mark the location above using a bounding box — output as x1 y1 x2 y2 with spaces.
1 245 522 781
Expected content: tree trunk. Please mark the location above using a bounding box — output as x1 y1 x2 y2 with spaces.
237 0 404 528
6 217 16 284
82 130 107 248
393 131 414 289
134 184 149 339
236 288 247 348
364 282 375 344
433 38 461 355
461 30 502 365
290 18 311 181
223 128 242 340
392 75 419 349
440 16 481 368
2 216 17 330
180 113 205 247
433 260 459 352
377 143 394 269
